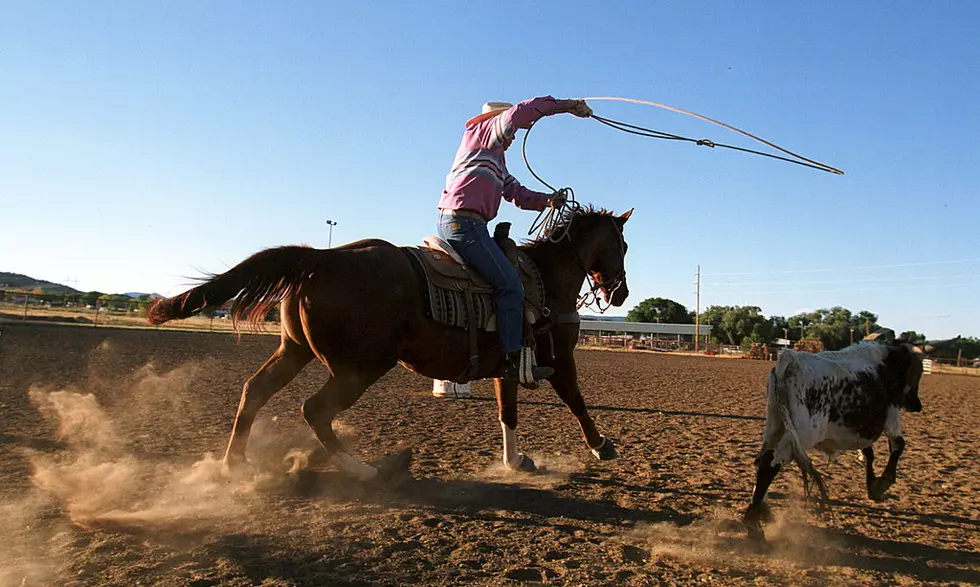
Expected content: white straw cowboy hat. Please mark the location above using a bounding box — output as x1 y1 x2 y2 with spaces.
466 101 513 127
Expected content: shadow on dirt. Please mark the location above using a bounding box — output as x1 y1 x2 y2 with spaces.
465 395 765 421
0 434 68 451
829 497 980 530
282 468 692 528
817 527 980 584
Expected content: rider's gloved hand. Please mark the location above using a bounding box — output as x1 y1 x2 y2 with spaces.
550 190 568 208
567 100 593 118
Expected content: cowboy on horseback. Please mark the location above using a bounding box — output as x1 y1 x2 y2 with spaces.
437 96 593 389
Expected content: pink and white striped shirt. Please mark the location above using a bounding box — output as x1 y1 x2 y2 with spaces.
438 96 576 221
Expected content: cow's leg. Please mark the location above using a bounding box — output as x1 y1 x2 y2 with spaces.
745 449 782 522
861 445 877 498
543 328 616 460
868 407 905 501
744 405 784 538
869 437 905 502
495 377 535 472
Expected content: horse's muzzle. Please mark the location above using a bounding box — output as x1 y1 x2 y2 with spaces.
604 277 629 307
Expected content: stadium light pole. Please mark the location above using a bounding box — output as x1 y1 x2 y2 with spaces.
325 219 338 248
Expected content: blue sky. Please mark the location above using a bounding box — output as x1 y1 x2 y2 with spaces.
2 2 977 339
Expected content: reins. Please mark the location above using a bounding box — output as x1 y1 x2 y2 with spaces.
524 185 625 314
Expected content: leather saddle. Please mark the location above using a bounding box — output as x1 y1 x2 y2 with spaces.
402 226 547 334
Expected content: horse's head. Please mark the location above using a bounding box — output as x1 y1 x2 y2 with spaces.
550 207 632 308
589 208 632 307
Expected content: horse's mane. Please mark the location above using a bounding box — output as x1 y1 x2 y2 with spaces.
523 205 616 249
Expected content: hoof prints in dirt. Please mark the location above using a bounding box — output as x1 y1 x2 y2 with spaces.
1 325 979 585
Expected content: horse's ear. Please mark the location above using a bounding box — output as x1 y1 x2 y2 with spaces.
619 208 634 222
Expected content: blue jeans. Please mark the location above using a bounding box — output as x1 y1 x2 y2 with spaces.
438 213 523 354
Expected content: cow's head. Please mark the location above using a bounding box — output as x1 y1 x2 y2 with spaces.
865 329 960 413
865 329 924 412
899 342 925 413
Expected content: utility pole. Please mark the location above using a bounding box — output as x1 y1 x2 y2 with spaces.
694 264 701 352
325 219 338 248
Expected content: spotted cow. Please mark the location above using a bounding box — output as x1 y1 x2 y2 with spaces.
742 329 951 537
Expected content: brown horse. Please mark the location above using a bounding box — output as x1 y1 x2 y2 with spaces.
148 207 632 480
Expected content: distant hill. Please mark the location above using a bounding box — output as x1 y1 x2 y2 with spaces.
0 272 82 294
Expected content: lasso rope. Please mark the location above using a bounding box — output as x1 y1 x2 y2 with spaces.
580 96 844 175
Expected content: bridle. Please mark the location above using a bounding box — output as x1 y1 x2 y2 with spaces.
520 128 627 313
574 219 627 313
538 200 626 314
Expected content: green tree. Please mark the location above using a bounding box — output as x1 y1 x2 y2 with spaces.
902 330 927 345
81 291 104 307
788 307 880 350
135 294 156 313
626 297 693 324
699 305 770 346
926 336 980 360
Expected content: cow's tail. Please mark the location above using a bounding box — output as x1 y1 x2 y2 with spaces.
147 245 320 331
772 362 830 508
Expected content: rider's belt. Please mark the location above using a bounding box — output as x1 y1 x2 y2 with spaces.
440 209 486 222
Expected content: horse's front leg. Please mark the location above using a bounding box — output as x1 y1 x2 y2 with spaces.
543 329 618 461
494 377 536 472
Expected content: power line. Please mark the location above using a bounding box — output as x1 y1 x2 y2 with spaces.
703 273 980 288
702 258 980 278
704 279 978 297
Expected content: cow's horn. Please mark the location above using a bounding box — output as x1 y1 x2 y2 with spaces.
923 335 961 354
863 328 894 342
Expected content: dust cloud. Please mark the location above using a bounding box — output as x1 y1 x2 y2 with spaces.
1 357 337 587
481 452 584 489
26 383 254 529
621 504 847 579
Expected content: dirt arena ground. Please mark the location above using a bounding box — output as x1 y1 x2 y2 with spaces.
2 322 978 586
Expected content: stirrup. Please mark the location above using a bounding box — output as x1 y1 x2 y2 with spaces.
519 347 553 389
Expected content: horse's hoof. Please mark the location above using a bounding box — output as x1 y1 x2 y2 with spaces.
221 459 257 480
591 437 619 461
508 453 537 473
376 448 413 483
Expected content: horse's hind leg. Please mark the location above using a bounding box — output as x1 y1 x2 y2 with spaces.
301 363 394 481
223 340 313 472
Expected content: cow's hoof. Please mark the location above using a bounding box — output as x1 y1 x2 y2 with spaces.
746 521 767 543
742 501 773 526
591 437 619 461
868 477 892 502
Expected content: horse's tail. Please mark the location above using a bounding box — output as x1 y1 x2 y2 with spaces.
147 245 320 330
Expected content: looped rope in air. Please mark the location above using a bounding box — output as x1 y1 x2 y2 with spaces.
582 96 844 175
